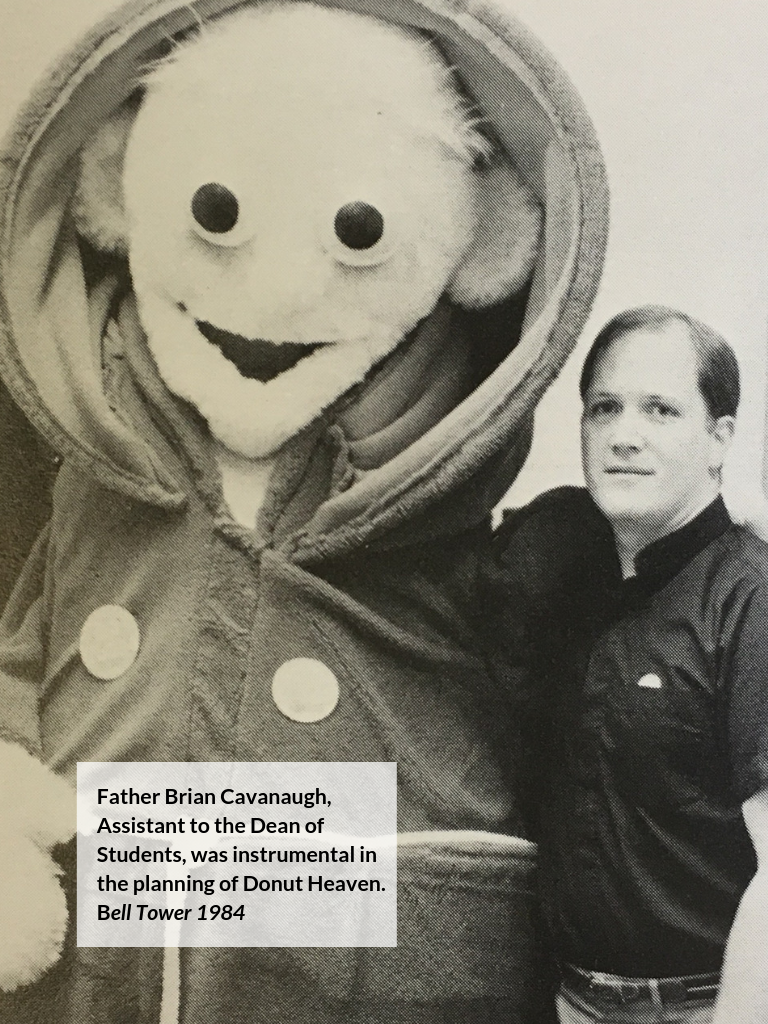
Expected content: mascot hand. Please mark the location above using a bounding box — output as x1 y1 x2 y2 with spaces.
0 742 75 991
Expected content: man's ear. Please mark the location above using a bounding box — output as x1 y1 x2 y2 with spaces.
710 415 736 475
72 100 138 254
447 157 543 309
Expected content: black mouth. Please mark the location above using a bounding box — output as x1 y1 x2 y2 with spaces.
196 320 320 382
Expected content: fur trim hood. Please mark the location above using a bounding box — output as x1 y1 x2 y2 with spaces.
0 0 608 562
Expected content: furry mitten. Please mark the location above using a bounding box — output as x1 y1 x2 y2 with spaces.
0 742 75 991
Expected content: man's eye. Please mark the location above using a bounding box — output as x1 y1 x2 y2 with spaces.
587 399 619 418
648 400 680 419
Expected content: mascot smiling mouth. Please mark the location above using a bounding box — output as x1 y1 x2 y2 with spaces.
196 320 321 381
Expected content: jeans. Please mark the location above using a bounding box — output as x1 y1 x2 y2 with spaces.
556 980 715 1024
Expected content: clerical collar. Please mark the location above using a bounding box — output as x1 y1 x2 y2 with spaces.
627 495 732 596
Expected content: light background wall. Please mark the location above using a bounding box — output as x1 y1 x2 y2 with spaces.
1 0 767 516
506 1 768 518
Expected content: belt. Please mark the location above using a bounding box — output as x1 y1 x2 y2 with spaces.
562 964 720 1005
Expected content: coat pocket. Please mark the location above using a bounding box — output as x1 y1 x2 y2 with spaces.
363 829 542 1001
257 830 545 1003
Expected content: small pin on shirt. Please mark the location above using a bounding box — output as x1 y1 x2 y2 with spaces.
637 673 663 689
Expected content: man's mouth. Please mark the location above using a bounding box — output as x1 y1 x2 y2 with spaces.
196 320 321 382
604 467 654 476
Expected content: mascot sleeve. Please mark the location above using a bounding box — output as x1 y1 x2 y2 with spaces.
0 525 76 993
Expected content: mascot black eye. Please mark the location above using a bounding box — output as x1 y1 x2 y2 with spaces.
191 183 239 234
334 202 384 250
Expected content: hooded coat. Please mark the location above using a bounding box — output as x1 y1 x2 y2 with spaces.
0 1 608 1022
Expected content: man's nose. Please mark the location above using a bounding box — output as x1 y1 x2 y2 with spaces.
611 438 642 457
608 411 644 454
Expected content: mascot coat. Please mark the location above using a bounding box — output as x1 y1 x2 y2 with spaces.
0 1 608 1022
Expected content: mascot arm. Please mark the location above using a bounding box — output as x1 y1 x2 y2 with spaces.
0 525 75 992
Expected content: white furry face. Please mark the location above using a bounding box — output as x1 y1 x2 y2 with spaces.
123 5 481 458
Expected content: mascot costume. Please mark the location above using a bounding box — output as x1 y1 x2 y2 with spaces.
0 1 608 1021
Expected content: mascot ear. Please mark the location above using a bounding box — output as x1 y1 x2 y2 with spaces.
447 157 543 309
72 100 138 254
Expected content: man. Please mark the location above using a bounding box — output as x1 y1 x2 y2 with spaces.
493 306 768 1023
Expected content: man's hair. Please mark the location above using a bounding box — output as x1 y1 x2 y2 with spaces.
579 305 740 419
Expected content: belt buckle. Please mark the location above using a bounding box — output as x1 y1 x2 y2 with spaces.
616 981 645 1005
589 973 645 1006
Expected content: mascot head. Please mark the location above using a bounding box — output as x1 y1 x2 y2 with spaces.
74 3 541 458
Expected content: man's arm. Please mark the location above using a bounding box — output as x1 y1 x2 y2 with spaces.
711 788 768 1024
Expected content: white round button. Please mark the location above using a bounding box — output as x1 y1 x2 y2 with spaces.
272 658 340 723
79 605 140 681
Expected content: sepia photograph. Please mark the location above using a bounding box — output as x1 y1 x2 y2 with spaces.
0 1 766 1022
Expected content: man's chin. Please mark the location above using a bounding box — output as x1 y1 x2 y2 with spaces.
591 489 659 528
596 501 685 553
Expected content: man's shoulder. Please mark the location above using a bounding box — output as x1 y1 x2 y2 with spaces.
681 523 768 642
492 486 616 601
717 522 768 588
495 486 610 557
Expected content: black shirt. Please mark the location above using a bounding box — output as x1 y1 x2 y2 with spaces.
491 490 768 977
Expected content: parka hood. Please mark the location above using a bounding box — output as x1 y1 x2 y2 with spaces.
0 0 608 562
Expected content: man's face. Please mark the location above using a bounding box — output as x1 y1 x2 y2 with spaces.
581 323 732 541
